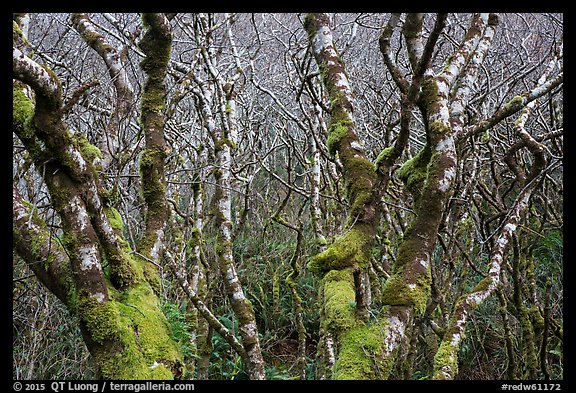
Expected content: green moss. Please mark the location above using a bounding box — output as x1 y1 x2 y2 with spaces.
139 147 166 204
345 156 375 187
60 230 77 251
329 89 346 110
397 146 430 200
119 284 181 362
84 29 114 53
421 77 440 113
308 227 372 274
214 138 237 151
185 227 202 255
322 268 358 335
81 282 184 379
105 207 124 232
13 86 35 137
303 13 318 38
143 263 162 294
139 14 172 80
13 20 31 47
78 296 123 344
470 276 491 294
344 156 376 222
504 95 524 111
140 147 164 168
111 253 142 289
428 120 451 134
34 232 55 270
214 237 233 257
327 119 353 156
140 91 166 115
375 146 394 167
76 133 102 164
101 207 147 290
433 341 459 379
529 306 545 331
380 273 430 317
332 319 393 380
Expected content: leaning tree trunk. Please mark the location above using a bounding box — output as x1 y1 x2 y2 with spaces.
13 14 184 379
71 13 135 172
304 13 383 380
187 13 267 380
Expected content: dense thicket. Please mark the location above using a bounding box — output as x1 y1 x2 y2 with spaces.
13 13 562 380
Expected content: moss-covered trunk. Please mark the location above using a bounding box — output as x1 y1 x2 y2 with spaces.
137 13 172 288
13 15 184 379
305 13 384 379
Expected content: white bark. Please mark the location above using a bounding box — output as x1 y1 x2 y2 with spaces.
13 47 60 100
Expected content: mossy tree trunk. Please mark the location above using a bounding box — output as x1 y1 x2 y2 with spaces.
137 13 172 286
304 13 383 379
381 13 495 379
13 15 184 379
304 13 532 380
304 12 453 379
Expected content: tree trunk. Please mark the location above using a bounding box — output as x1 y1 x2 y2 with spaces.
13 14 184 380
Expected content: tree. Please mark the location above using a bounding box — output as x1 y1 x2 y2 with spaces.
13 13 183 379
13 12 562 381
303 12 562 379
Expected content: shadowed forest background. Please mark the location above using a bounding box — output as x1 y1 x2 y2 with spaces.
13 13 562 380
